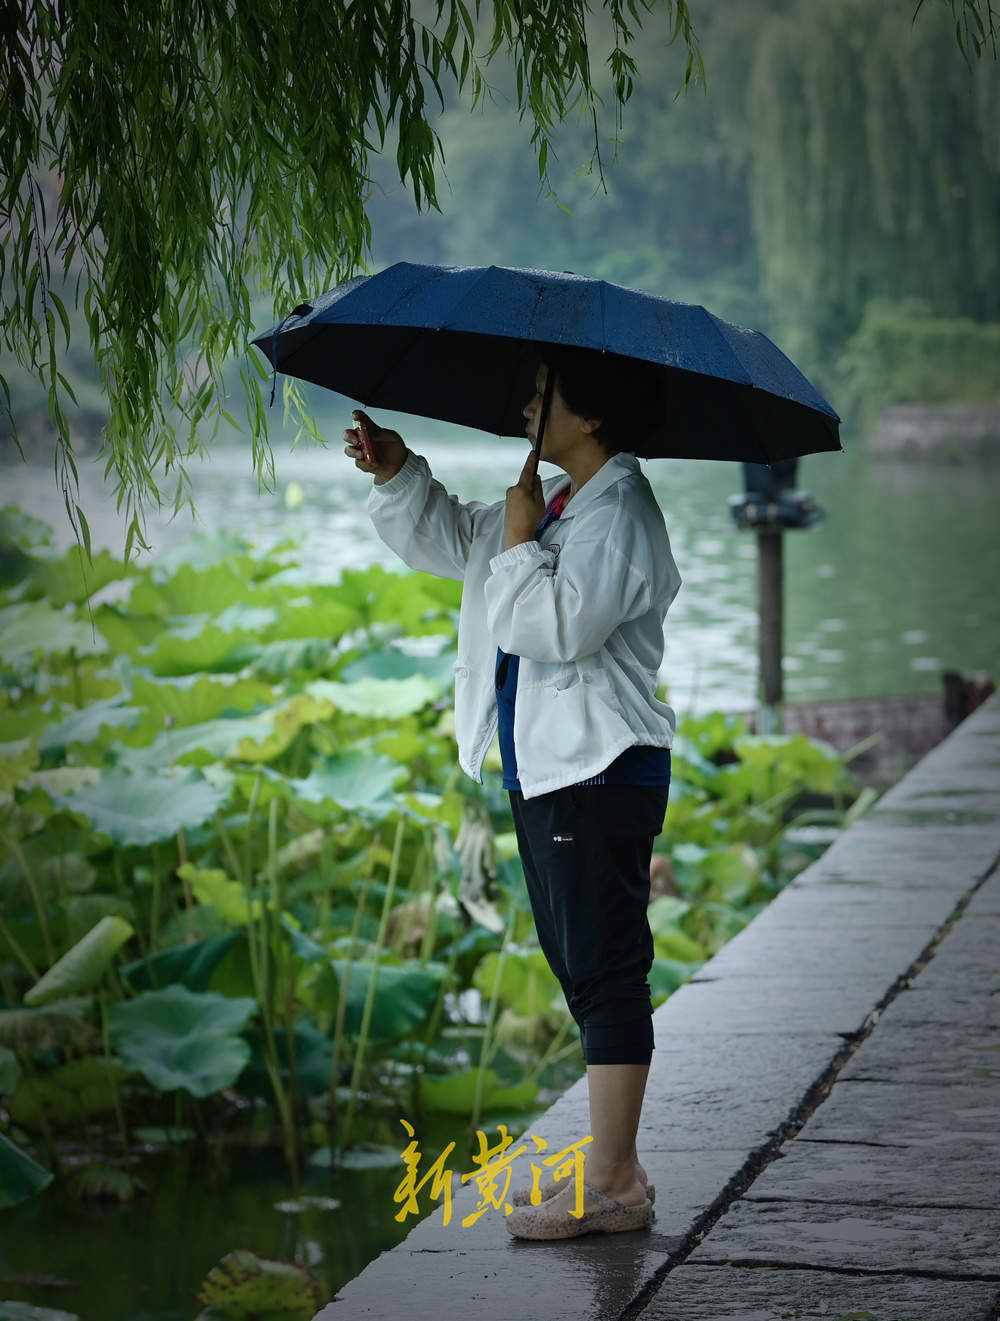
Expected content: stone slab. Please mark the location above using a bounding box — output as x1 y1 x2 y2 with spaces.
899 910 1000 992
795 1080 999 1147
654 978 881 1037
685 1199 1000 1275
743 1135 1000 1209
873 984 1000 1030
317 1231 669 1320
964 870 1000 917
804 819 999 890
643 1266 999 1321
644 1031 842 1152
692 912 936 985
839 1020 1000 1085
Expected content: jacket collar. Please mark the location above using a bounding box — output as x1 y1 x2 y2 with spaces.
541 452 640 520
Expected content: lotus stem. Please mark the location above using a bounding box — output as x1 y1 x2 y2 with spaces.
0 913 40 981
472 921 509 1134
214 812 242 880
525 1012 576 1086
421 918 461 1051
5 832 55 966
329 837 377 1126
239 788 297 1179
342 815 405 1150
149 843 163 956
20 1050 59 1174
99 988 130 1157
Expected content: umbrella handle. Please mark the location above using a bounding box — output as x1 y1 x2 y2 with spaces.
533 367 556 461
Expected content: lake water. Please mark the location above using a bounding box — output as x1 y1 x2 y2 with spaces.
4 419 998 715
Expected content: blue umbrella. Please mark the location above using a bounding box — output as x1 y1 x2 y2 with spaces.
252 262 841 463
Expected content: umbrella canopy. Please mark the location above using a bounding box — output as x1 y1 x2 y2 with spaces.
252 262 841 463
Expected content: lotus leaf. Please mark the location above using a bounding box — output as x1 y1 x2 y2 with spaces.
417 1068 538 1115
150 527 253 577
108 985 257 1097
0 1000 95 1052
291 751 406 813
8 1057 128 1131
0 739 37 791
646 895 693 934
25 915 135 1005
309 1143 401 1169
648 957 703 1004
242 636 333 678
139 623 256 676
274 1195 341 1213
37 698 140 753
0 1045 22 1093
0 705 52 742
0 602 108 664
0 1131 53 1208
22 767 102 797
305 675 440 718
318 959 445 1040
653 930 707 964
238 1017 333 1099
279 915 328 964
180 864 258 925
230 693 334 762
92 604 162 655
132 562 266 616
667 733 723 786
133 1125 197 1143
197 1250 323 1318
120 932 240 993
341 645 458 688
696 843 760 905
48 766 231 846
75 1166 147 1201
472 949 564 1020
271 598 359 641
115 712 280 771
131 673 275 729
26 546 132 607
0 505 54 548
64 895 136 945
676 710 748 758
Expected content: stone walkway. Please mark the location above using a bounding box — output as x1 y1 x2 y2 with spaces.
314 694 1000 1321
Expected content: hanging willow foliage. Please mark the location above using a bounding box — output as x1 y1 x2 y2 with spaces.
0 0 702 547
711 0 1000 372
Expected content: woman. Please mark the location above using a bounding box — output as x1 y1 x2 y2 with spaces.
343 347 681 1239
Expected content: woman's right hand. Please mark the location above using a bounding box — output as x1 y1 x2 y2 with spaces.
343 410 407 485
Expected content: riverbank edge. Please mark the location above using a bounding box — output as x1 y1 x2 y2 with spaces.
314 693 1000 1320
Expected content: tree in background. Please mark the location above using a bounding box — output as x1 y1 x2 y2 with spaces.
2 0 997 536
710 0 1000 374
1 0 701 546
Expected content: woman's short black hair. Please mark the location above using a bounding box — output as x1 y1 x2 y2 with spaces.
544 346 664 457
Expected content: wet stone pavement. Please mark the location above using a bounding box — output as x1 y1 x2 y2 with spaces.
314 695 1000 1321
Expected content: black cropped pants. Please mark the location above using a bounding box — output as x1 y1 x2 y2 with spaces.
508 781 669 1066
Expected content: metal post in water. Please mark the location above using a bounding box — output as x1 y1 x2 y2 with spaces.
757 528 783 734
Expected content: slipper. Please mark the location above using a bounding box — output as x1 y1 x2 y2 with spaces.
505 1182 654 1239
510 1178 655 1207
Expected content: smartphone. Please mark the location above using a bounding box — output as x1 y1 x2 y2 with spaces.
355 416 376 464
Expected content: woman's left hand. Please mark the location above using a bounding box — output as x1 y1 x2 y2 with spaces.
504 449 546 549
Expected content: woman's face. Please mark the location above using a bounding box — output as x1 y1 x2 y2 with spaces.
522 365 598 464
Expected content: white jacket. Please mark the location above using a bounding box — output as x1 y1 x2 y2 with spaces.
367 449 682 798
